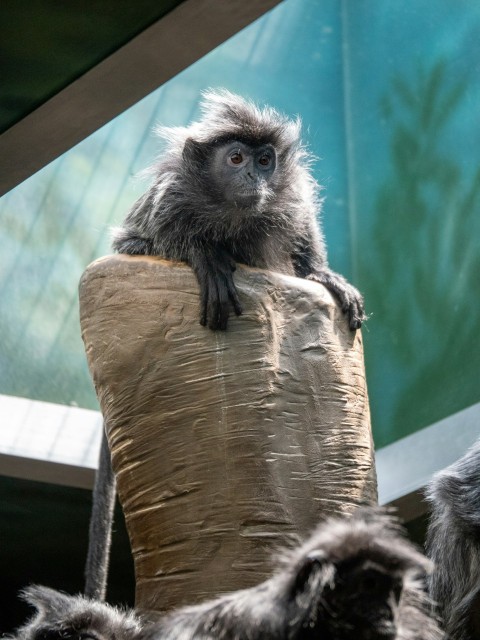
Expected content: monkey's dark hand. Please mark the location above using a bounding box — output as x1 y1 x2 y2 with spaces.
190 246 243 331
307 269 366 330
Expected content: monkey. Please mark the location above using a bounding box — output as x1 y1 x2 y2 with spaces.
425 438 480 640
84 90 367 604
12 509 441 640
83 88 366 618
112 89 365 331
11 584 143 640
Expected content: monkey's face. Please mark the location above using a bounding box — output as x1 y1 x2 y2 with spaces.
320 559 403 640
208 141 277 208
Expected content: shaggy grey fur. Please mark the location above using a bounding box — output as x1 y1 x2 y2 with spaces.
426 439 480 640
112 89 365 331
12 509 441 640
12 584 142 640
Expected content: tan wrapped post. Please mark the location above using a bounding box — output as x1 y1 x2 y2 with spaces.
79 254 376 614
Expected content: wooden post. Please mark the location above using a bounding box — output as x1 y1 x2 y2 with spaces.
79 254 377 614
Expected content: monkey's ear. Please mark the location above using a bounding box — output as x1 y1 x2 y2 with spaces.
291 550 327 595
20 585 75 617
182 137 210 164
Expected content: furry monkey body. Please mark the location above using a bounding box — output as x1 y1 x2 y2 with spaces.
426 439 480 639
112 89 365 330
14 510 440 640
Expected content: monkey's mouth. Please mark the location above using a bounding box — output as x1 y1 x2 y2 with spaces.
229 185 273 208
232 190 264 207
236 185 274 201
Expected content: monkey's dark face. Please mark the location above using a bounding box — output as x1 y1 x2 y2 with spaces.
208 141 277 208
320 559 403 640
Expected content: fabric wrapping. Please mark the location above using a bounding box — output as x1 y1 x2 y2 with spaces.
79 254 377 614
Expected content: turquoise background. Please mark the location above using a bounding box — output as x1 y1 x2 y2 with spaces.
1 0 479 448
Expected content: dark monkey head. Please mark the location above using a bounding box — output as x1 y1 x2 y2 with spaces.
12 585 142 640
156 88 315 221
293 556 404 639
150 509 440 640
281 509 435 640
13 511 437 640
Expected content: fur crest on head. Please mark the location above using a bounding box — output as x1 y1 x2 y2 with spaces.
154 89 306 163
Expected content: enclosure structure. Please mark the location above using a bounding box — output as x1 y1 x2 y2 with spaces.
79 255 376 612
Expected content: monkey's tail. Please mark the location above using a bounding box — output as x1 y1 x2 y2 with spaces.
84 426 117 601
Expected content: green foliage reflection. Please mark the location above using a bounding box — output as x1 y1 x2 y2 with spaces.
364 61 480 445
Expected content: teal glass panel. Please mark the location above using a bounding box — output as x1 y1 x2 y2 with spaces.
0 0 349 411
346 1 480 446
1 0 479 449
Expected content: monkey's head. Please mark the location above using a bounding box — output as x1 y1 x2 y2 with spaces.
158 89 316 214
13 586 142 640
284 510 433 640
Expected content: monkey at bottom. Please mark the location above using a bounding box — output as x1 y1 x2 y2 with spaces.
426 438 480 640
12 509 441 640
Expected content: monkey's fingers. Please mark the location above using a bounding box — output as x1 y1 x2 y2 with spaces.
214 254 241 317
206 272 230 331
194 262 228 329
192 250 240 330
191 254 210 327
347 302 364 331
335 285 362 330
339 292 364 330
225 273 243 317
307 272 365 331
347 294 366 330
199 277 209 327
340 282 366 330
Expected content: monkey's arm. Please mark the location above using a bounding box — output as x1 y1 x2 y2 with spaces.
111 192 156 255
188 245 243 331
113 197 242 330
291 236 366 331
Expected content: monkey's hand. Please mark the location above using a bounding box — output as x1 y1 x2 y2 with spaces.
307 269 366 330
189 246 243 331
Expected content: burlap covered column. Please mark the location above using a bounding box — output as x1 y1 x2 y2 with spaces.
79 254 377 614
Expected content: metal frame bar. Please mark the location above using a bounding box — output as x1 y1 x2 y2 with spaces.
2 393 479 519
0 0 282 195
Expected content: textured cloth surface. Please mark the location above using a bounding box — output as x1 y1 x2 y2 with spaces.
79 254 377 613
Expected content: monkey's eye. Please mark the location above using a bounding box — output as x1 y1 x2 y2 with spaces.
258 154 271 167
228 151 244 165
